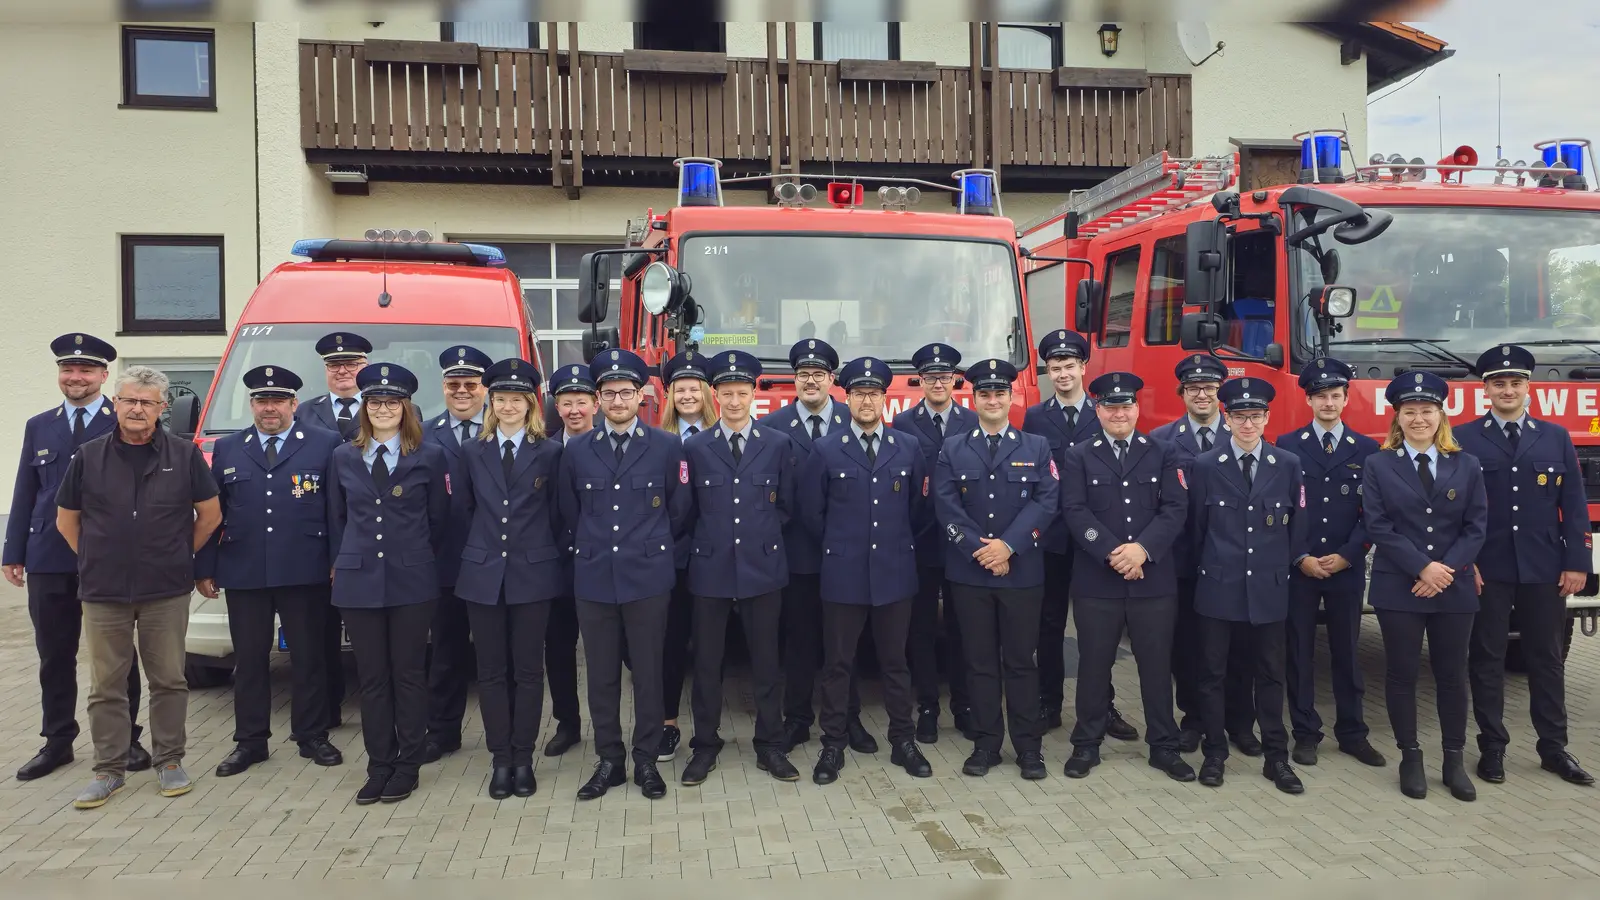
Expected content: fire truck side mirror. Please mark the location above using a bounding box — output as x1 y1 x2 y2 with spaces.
1073 279 1102 333
582 326 621 363
1064 211 1080 240
169 393 199 440
1184 220 1228 310
577 252 611 324
1178 312 1223 350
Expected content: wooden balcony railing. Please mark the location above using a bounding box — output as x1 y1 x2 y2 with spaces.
299 34 1192 185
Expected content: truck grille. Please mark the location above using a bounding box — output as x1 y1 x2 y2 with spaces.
1574 445 1600 504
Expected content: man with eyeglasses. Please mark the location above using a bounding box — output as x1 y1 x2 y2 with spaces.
892 342 976 744
6 334 151 782
1150 355 1255 755
556 349 691 801
801 357 933 785
1187 377 1306 794
56 365 222 808
420 345 493 764
298 333 372 442
756 339 874 756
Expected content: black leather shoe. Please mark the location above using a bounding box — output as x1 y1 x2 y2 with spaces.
1541 750 1595 786
576 760 626 800
916 707 939 744
512 765 536 797
891 740 933 778
1150 749 1196 782
422 736 461 765
757 748 801 782
953 708 977 741
1264 758 1304 794
1442 749 1476 802
299 738 344 767
813 746 844 785
1477 748 1506 784
655 725 681 762
126 739 152 773
783 720 811 754
1399 747 1427 799
847 718 879 754
16 744 73 781
1292 739 1318 767
1017 750 1048 781
1198 756 1226 787
963 748 1003 777
1063 746 1100 779
215 745 268 777
634 760 667 799
1337 739 1387 767
488 766 514 799
543 725 581 757
1041 707 1064 732
1229 731 1263 757
1178 728 1202 754
681 749 718 786
381 771 418 802
355 774 386 805
1106 707 1140 742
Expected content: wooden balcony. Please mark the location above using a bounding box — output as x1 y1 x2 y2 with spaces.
299 27 1192 194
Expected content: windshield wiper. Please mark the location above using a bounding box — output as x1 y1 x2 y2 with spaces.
1516 339 1600 360
1325 337 1475 369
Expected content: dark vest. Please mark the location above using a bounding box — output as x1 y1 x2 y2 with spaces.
74 429 205 604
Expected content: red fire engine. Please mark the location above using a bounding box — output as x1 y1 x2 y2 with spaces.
1020 132 1600 642
574 158 1037 424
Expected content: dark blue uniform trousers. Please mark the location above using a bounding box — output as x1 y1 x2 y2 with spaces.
29 573 142 746
1285 574 1369 745
1470 581 1568 756
226 585 331 748
1197 615 1289 762
578 594 670 765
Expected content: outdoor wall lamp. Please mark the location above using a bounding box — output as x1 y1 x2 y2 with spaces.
1098 23 1122 58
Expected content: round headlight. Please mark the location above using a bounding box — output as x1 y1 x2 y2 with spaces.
641 261 675 315
1327 287 1356 318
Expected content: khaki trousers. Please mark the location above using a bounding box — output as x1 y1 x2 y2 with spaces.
83 594 190 775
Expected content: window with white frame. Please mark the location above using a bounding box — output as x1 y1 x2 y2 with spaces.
490 241 621 374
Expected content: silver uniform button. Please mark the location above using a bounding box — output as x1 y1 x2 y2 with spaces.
377 551 383 558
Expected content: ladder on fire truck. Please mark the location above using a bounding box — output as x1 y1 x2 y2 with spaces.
1021 151 1239 240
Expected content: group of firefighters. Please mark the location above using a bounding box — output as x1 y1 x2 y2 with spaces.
7 323 1596 806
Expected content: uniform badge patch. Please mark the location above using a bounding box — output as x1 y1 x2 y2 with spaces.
652 496 662 508
770 491 778 502
445 474 452 495
679 461 689 484
391 485 403 497
1538 473 1548 486
1448 488 1457 500
1085 528 1099 542
1049 458 1059 480
1177 468 1187 490
893 480 901 492
1587 533 1594 550
922 476 929 497
1299 485 1306 508
534 476 545 490
1267 514 1274 526
1341 484 1349 496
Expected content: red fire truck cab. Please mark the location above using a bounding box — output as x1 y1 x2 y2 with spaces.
1021 134 1600 647
574 159 1037 425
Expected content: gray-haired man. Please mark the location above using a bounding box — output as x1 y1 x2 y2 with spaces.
55 366 222 808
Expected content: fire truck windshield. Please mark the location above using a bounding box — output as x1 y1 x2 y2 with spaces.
1297 206 1600 367
679 234 1022 367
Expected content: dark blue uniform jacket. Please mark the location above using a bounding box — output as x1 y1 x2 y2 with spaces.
683 424 800 599
1060 432 1188 599
3 399 116 574
1455 414 1591 584
455 433 567 605
1022 395 1099 555
799 427 928 606
1275 424 1380 590
1362 446 1489 614
932 426 1058 589
893 400 977 567
197 426 341 589
756 397 849 576
328 441 450 608
1189 443 1306 624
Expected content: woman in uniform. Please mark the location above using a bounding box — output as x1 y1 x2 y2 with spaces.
653 352 721 762
1362 371 1487 802
328 363 449 806
455 358 566 800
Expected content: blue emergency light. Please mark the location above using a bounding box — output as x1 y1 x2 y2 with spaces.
1297 132 1344 183
676 157 724 207
291 239 331 257
954 169 998 216
289 238 507 267
1542 142 1584 175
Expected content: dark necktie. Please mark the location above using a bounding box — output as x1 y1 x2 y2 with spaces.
1065 406 1078 431
72 407 87 444
502 439 516 483
459 420 473 444
265 435 279 468
1198 426 1213 452
1114 438 1128 467
1505 421 1520 447
1417 453 1434 495
932 413 944 436
987 433 1001 458
730 432 744 463
686 425 700 437
1322 432 1335 455
371 445 391 494
864 432 878 466
1241 453 1255 487
336 398 357 440
611 431 628 462
809 415 823 440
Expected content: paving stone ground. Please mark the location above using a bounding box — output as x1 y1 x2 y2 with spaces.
3 581 1600 880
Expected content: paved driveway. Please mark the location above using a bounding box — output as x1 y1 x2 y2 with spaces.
1 579 1599 880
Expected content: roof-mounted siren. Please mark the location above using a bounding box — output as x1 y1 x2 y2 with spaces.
1294 130 1346 184
675 157 724 207
953 168 1000 216
1535 139 1592 189
1436 145 1478 183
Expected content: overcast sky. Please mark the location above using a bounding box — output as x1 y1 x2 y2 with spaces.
1367 1 1600 168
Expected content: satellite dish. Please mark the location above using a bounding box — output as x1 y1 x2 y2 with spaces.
1177 22 1221 66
